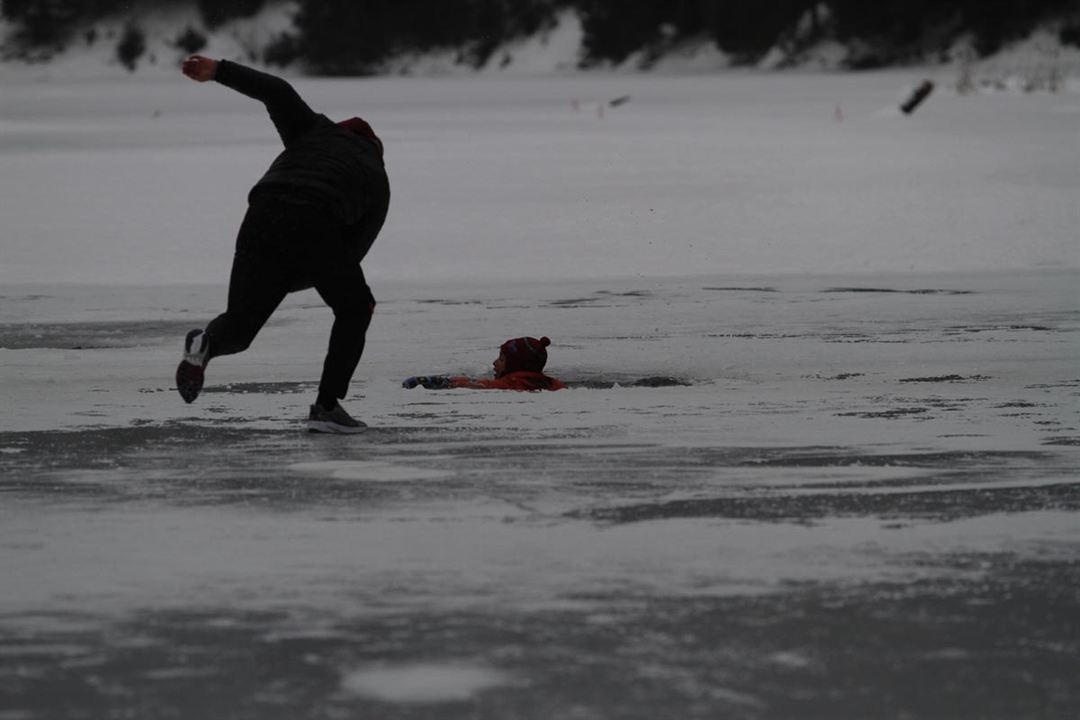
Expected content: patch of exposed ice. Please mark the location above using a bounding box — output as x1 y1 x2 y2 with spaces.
340 662 512 703
289 461 452 482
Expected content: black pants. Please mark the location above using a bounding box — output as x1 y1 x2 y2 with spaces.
205 194 387 405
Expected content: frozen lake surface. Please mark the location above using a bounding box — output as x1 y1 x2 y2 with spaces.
2 70 1079 717
2 271 1078 718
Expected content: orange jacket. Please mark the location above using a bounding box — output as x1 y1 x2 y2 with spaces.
447 371 566 391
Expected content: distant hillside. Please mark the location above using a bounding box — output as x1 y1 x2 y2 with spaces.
3 0 1080 85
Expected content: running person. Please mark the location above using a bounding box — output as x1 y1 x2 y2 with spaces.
175 55 389 433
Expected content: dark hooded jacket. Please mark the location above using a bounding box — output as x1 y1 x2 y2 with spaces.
213 59 388 227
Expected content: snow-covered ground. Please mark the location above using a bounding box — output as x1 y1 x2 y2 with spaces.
1 65 1079 718
2 69 1079 288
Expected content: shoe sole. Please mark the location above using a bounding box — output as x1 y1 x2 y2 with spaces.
176 361 204 404
307 420 367 435
177 330 209 404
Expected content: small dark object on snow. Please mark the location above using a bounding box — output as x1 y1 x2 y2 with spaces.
609 95 631 108
900 80 934 115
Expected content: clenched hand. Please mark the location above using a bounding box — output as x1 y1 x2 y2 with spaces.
182 55 218 82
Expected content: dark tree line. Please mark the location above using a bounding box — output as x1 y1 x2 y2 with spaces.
4 0 1079 72
290 0 565 74
571 0 1079 67
827 0 1079 62
574 0 822 64
1 0 255 43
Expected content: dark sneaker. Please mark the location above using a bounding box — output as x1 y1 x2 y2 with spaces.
176 329 209 404
307 403 367 434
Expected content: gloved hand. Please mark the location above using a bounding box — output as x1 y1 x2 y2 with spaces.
403 375 450 389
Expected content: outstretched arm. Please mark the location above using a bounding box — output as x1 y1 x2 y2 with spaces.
182 54 317 145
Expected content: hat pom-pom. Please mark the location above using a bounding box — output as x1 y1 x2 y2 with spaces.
539 336 551 348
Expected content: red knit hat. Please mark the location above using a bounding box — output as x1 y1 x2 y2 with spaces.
500 336 551 374
337 116 383 156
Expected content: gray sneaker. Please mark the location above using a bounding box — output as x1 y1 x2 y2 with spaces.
307 403 367 434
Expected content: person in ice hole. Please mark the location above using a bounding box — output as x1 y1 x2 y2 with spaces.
403 336 566 391
174 55 389 434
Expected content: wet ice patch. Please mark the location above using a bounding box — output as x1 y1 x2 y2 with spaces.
769 651 812 669
564 375 693 389
143 666 219 680
0 643 92 658
0 320 195 349
289 460 452 482
340 662 510 703
822 287 975 295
